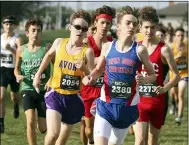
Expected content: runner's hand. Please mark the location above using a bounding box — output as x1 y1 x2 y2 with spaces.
33 73 41 94
16 75 24 83
5 43 12 51
75 59 86 71
155 86 165 94
135 72 145 85
44 78 51 91
82 75 93 85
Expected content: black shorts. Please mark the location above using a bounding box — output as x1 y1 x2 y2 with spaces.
22 90 46 118
0 67 19 92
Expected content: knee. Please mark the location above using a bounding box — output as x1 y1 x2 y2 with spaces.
85 126 93 136
46 133 59 142
27 120 35 130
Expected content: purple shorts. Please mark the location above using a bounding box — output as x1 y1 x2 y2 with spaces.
45 89 85 124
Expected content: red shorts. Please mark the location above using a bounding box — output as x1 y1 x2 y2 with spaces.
138 105 164 129
84 98 96 118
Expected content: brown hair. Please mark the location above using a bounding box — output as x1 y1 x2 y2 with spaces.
117 6 138 24
138 6 159 25
174 27 185 35
25 19 43 32
70 9 92 26
93 5 116 22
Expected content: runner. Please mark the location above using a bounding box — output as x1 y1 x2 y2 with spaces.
80 5 115 145
0 15 23 133
33 9 95 145
82 6 156 145
133 6 180 145
14 18 51 145
169 27 188 125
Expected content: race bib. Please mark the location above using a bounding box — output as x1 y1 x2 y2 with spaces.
111 81 132 99
139 82 157 97
1 53 13 64
94 73 104 87
30 73 46 80
177 62 187 70
60 74 81 90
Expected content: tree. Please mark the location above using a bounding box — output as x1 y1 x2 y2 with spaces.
1 1 45 21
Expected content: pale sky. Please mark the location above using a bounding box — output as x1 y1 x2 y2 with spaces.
46 0 188 10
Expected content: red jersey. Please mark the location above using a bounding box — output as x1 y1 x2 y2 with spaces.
138 41 166 109
81 35 113 101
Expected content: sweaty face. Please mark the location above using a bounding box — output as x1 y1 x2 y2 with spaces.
26 25 42 41
117 14 138 38
70 18 88 41
156 31 165 41
3 21 15 33
140 21 157 39
95 18 111 36
174 31 184 43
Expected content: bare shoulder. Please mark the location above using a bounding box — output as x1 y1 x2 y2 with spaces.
161 44 172 55
53 38 63 46
17 45 24 57
15 36 23 46
137 44 147 54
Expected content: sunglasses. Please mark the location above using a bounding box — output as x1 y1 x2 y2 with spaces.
72 24 88 32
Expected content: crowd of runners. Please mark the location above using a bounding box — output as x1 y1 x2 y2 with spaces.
0 4 188 145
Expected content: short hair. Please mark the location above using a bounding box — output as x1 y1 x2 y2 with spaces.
138 6 159 25
25 19 43 32
117 6 137 24
2 15 18 25
174 27 185 34
157 25 166 35
93 5 116 22
70 9 92 26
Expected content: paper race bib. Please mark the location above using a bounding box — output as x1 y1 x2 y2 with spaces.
1 53 13 64
111 81 132 99
60 74 81 90
139 82 157 97
94 73 104 87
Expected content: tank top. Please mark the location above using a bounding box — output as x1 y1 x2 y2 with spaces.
169 42 188 79
100 40 141 106
81 35 113 101
50 38 87 95
1 33 18 68
21 43 50 91
138 41 167 109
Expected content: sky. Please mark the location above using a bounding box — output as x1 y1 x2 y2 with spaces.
46 0 188 10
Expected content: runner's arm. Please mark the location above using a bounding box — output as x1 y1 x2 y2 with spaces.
161 45 180 92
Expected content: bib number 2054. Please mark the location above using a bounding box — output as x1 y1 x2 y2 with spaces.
60 74 80 90
111 81 132 99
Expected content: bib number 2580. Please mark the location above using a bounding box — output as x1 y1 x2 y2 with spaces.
60 74 80 90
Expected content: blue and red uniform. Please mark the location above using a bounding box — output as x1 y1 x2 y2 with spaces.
96 40 141 129
81 35 113 118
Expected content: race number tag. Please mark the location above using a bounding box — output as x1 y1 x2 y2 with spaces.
177 62 187 70
139 82 157 97
30 73 46 80
60 74 81 90
94 73 104 87
1 53 13 64
111 81 132 99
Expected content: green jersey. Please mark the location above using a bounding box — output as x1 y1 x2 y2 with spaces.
21 43 50 91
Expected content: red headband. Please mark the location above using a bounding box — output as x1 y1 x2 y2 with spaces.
96 14 112 21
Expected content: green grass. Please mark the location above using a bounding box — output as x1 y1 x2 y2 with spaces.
1 92 188 145
21 29 70 44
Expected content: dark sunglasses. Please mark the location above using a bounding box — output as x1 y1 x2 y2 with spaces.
72 24 88 32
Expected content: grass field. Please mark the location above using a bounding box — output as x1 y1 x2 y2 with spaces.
1 91 188 145
1 29 188 145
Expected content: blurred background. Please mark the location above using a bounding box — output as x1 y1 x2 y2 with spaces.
1 1 188 35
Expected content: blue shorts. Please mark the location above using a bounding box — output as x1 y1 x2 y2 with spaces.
45 89 85 124
96 98 139 129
